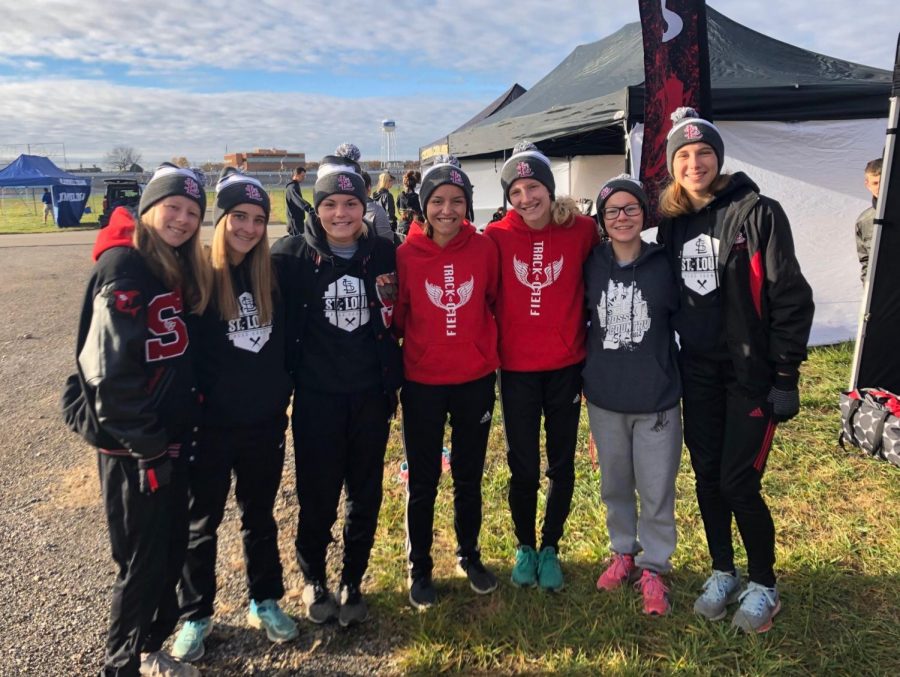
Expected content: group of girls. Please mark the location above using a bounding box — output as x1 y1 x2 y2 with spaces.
72 107 813 676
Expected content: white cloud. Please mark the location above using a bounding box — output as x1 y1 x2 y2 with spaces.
0 77 483 165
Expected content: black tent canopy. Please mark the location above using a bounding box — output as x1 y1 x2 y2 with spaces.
447 7 891 159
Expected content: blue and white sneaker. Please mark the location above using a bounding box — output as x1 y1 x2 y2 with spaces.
732 582 781 633
171 617 212 663
694 569 742 621
247 599 299 643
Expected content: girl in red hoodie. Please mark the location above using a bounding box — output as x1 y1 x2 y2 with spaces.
395 156 501 610
485 141 599 591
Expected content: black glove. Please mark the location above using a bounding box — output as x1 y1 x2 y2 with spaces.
767 370 800 423
138 454 173 494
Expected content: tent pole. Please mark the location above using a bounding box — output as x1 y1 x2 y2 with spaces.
849 92 898 390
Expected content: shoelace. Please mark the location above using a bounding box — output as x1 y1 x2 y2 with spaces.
739 584 776 614
638 573 669 597
607 555 633 580
703 571 735 600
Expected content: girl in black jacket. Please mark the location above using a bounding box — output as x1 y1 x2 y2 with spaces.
271 147 402 629
657 108 814 634
172 170 297 663
67 164 211 676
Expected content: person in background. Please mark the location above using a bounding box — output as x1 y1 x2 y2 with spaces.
171 169 296 664
67 163 211 676
490 206 507 224
362 170 393 241
285 165 316 237
394 156 500 610
271 145 402 628
397 169 422 222
855 157 882 283
584 175 682 616
485 141 599 593
42 187 53 224
657 107 814 634
372 171 398 232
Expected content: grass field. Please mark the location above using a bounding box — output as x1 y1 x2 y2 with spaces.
366 342 899 675
0 188 293 234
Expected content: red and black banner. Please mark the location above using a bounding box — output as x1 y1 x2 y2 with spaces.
854 34 900 393
638 0 712 227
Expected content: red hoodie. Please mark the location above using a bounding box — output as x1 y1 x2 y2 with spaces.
484 210 599 371
395 221 500 385
92 207 136 261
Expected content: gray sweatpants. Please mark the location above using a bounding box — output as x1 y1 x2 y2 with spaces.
586 402 683 573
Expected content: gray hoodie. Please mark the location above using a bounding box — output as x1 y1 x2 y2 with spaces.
583 241 681 413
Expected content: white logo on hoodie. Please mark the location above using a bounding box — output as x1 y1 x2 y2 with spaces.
597 279 651 350
323 274 370 332
227 292 272 353
425 264 474 337
680 233 720 296
513 241 564 317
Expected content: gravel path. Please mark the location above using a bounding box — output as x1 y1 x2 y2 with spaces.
0 238 402 676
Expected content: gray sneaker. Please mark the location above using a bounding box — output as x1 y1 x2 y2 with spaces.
337 583 369 627
694 569 742 621
139 650 201 676
301 581 338 624
732 582 781 633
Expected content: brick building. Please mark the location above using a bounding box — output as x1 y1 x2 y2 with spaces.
224 148 306 172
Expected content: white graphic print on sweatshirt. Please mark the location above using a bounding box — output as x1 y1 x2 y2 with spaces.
680 233 720 296
513 241 564 317
227 291 272 353
597 279 651 350
323 274 370 332
425 264 474 337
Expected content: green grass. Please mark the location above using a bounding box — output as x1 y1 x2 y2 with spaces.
363 342 900 675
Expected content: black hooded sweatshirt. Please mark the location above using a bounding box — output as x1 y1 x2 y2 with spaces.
270 220 403 396
583 241 681 413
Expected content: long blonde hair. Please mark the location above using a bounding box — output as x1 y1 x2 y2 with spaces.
658 174 732 218
375 172 393 193
133 206 211 314
209 217 276 325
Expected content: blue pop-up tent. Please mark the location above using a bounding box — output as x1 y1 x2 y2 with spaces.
0 154 92 227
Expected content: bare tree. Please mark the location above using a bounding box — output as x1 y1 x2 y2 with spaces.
105 146 143 172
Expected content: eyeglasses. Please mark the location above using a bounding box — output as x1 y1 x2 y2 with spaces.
602 203 643 220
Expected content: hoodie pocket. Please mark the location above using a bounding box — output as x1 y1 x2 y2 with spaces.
585 351 668 412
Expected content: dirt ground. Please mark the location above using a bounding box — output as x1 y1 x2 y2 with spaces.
0 235 401 676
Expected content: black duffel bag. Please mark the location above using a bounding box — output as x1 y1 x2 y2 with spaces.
839 387 900 468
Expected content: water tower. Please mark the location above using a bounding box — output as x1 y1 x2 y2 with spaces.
380 119 398 172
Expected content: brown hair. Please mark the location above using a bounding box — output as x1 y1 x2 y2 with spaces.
209 216 276 326
658 174 732 218
133 206 211 314
550 196 579 227
865 158 883 176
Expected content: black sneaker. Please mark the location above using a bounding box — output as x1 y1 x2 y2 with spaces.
408 574 437 611
337 583 369 627
457 557 499 595
301 580 338 624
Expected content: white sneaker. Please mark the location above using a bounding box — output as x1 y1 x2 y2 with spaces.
693 569 741 621
732 582 781 633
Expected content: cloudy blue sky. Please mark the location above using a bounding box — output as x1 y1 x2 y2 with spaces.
0 0 895 168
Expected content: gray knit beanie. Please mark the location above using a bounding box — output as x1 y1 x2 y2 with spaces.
597 174 649 217
213 167 270 226
313 143 367 210
139 163 206 217
500 141 555 202
419 155 473 216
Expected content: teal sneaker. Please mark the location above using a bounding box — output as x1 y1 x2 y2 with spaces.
511 545 538 588
537 546 564 592
247 599 299 643
171 617 212 663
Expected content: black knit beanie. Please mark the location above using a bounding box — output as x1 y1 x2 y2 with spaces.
139 163 206 217
419 155 473 217
665 107 725 176
500 141 555 202
213 167 270 226
313 143 367 210
597 174 649 217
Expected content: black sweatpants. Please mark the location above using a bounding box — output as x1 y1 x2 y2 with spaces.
402 372 496 578
499 364 583 551
680 353 778 587
178 417 288 621
98 451 189 676
292 388 391 587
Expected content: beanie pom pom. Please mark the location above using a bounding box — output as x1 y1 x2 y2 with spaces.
432 154 461 168
512 140 539 154
334 143 361 161
670 106 699 124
